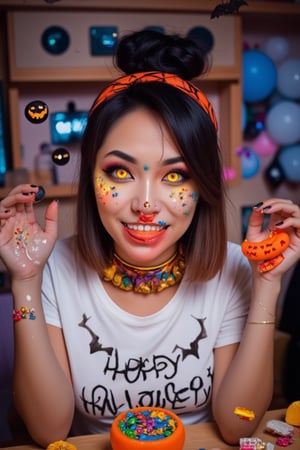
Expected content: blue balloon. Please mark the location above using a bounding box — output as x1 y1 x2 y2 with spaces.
242 102 247 131
240 147 260 179
278 144 300 182
243 50 277 103
266 100 300 146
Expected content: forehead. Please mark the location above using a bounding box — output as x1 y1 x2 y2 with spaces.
98 108 181 163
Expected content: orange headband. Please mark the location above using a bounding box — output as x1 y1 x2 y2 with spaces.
89 71 218 130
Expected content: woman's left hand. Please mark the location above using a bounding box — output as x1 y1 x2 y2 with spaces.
244 198 300 276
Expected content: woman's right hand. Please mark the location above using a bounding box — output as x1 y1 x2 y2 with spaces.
0 184 58 281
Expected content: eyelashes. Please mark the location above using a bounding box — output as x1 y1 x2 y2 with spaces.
102 165 190 184
103 165 133 181
162 169 190 184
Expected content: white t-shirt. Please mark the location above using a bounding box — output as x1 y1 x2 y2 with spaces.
42 237 251 435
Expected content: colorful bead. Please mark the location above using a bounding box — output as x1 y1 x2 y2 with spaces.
13 307 36 321
118 409 177 441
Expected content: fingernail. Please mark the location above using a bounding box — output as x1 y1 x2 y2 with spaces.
34 186 45 203
30 184 37 188
254 201 263 208
4 209 10 213
275 221 284 226
263 205 272 211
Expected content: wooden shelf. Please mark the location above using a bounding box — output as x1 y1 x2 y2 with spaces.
0 183 77 199
0 0 300 15
1 0 299 198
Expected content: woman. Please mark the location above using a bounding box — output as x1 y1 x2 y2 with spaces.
0 30 299 447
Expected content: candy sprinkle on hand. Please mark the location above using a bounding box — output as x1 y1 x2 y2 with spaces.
233 406 255 421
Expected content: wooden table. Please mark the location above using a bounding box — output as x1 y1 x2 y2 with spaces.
2 409 299 450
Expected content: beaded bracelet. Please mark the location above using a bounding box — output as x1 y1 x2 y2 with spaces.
13 306 36 321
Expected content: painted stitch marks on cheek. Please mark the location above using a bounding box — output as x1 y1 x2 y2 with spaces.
94 174 120 206
169 188 199 216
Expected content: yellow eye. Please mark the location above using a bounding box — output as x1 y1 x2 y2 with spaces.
115 168 129 179
165 172 181 183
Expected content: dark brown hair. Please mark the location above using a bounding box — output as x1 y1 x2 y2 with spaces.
76 30 227 282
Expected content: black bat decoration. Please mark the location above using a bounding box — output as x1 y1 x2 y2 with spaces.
211 0 248 19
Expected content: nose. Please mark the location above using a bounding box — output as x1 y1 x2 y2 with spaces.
131 198 161 215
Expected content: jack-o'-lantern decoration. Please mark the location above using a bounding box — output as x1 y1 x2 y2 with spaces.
52 147 70 166
25 100 49 124
241 229 290 272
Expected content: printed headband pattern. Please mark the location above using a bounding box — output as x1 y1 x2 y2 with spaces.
89 71 218 130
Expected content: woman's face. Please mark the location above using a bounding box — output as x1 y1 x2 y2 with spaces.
93 107 199 266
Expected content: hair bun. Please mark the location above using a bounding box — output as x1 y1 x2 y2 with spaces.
115 29 209 80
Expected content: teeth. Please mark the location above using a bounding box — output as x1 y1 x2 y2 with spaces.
126 224 163 232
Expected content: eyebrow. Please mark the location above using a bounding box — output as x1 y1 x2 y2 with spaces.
104 150 184 166
104 150 137 164
162 156 185 166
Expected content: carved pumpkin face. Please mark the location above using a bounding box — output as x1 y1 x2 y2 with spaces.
25 100 49 123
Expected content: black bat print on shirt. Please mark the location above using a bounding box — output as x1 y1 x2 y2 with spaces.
78 313 114 355
173 316 207 360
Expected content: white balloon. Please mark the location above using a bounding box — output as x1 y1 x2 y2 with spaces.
262 36 290 63
277 58 300 99
266 101 300 146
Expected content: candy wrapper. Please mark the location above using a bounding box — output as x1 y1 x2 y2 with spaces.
239 437 274 450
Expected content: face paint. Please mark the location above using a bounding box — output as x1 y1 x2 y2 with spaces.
93 108 200 266
169 187 198 216
94 173 120 206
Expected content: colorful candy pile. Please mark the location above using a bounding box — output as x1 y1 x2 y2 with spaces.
118 409 177 441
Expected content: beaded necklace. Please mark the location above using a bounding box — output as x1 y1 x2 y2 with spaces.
103 247 185 294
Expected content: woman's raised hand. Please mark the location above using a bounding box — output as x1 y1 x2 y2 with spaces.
245 198 300 276
0 184 58 280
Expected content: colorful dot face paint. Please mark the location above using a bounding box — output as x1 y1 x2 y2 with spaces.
169 187 198 216
94 173 120 206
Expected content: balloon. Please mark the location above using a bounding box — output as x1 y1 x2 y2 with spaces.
265 158 285 187
266 101 300 145
251 131 278 157
237 147 260 179
244 120 263 140
243 50 277 103
223 167 236 181
242 102 247 131
262 36 290 63
186 26 214 53
278 144 300 182
277 58 300 99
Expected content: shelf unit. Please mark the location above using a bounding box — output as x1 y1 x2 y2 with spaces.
0 0 299 198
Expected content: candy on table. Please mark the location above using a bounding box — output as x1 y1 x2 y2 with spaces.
46 440 77 450
276 435 293 447
118 409 177 441
239 437 274 450
265 419 294 436
285 400 300 426
110 406 185 450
